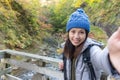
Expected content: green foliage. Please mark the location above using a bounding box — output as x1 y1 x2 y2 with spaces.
0 0 49 49
85 0 120 26
39 0 99 34
82 0 120 36
48 0 119 33
48 0 75 33
0 0 119 50
90 26 107 45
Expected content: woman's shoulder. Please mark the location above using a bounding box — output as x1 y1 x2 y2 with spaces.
86 38 104 48
81 38 102 53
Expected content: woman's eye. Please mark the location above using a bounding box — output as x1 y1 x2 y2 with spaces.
80 31 85 34
71 30 75 33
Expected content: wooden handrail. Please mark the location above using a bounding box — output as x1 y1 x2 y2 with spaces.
0 49 64 80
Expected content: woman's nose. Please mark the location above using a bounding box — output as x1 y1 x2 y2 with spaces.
74 33 79 38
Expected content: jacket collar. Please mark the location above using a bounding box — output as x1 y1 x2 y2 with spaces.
81 38 104 53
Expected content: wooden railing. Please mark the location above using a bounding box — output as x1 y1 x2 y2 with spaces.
0 49 118 80
0 49 63 80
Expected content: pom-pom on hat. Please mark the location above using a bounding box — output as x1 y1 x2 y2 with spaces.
66 8 90 32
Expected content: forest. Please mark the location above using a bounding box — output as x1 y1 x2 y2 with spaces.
0 0 119 53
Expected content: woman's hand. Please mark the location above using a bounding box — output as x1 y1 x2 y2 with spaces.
59 61 64 70
107 27 120 74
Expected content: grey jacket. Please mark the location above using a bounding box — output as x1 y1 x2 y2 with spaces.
65 38 118 80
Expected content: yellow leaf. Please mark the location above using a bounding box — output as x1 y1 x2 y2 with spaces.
56 48 63 55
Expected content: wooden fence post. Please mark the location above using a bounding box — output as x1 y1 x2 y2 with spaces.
32 60 48 80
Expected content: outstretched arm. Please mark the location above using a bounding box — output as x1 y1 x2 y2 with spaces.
107 27 120 74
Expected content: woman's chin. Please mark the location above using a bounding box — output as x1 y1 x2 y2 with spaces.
73 43 80 47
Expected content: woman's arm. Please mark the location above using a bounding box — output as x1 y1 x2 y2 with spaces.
107 27 120 74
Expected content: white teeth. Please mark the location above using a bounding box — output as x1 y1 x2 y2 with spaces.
74 40 79 42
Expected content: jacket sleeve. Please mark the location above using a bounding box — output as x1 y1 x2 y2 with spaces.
90 46 114 75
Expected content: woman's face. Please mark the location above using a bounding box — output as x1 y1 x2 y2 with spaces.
69 28 86 47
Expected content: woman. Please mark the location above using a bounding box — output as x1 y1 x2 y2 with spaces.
60 8 120 80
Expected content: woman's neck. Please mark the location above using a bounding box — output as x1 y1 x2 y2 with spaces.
74 44 84 58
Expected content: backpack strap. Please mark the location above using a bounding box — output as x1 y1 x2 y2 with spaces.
63 54 67 80
83 44 96 80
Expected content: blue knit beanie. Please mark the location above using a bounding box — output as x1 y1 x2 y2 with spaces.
66 8 90 32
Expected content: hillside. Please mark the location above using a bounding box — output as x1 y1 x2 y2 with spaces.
0 0 119 50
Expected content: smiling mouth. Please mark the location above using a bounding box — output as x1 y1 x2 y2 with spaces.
74 40 80 42
74 41 79 44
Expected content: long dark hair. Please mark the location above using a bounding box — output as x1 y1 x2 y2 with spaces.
63 30 89 59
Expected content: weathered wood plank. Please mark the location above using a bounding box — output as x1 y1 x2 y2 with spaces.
0 51 5 59
4 59 64 80
3 49 63 64
107 75 117 80
5 74 22 80
0 67 12 76
32 73 48 80
0 50 5 53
